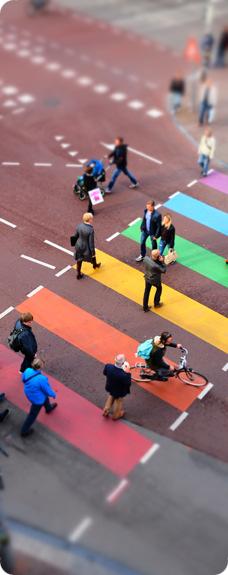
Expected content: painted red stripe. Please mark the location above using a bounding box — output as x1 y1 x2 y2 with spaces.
0 345 153 478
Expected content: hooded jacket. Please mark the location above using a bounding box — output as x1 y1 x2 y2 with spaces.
22 368 56 405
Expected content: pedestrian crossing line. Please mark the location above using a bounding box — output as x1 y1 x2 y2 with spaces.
74 250 227 354
164 193 228 236
0 344 153 478
200 171 228 195
121 221 228 288
17 288 201 411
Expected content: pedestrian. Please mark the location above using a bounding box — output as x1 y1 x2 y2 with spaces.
215 27 228 67
168 72 185 114
21 358 57 437
198 76 217 125
135 200 162 262
103 354 131 420
143 249 166 312
73 212 101 279
106 137 139 193
200 32 214 67
81 165 97 215
14 312 37 373
159 214 175 255
198 127 216 176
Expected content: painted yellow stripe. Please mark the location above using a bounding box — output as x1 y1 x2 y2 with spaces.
74 249 228 354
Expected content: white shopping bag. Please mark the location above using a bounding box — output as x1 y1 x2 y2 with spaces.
88 188 104 206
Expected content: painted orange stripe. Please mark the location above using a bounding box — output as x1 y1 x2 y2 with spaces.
17 288 200 411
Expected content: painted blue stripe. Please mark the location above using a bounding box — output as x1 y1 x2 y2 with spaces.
164 193 228 236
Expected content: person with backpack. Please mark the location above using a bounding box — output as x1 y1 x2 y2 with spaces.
137 332 183 381
21 358 57 437
106 137 139 193
10 312 37 373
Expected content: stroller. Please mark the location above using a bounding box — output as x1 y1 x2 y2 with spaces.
73 159 106 200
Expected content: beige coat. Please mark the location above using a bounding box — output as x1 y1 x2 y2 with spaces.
198 135 216 159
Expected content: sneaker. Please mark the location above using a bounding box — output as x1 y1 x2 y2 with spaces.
154 302 163 308
0 409 9 423
135 255 144 262
129 182 139 189
105 188 112 194
46 402 58 413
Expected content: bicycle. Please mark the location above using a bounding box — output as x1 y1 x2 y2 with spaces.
130 347 208 387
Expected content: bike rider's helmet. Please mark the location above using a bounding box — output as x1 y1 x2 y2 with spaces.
160 331 172 344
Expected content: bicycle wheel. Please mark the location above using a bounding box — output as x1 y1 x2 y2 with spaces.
177 369 208 387
130 364 155 383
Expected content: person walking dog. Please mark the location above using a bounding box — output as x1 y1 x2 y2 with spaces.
136 201 162 262
106 137 139 193
198 127 216 176
103 354 131 420
143 249 166 312
21 358 57 437
72 212 101 279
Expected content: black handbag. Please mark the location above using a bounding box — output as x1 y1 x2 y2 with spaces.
70 235 76 247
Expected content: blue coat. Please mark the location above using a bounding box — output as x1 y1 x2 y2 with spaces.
22 368 56 405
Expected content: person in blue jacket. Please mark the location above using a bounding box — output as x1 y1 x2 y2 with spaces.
21 358 57 437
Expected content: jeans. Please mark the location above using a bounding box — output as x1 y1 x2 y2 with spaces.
21 398 52 435
107 167 137 191
143 281 162 309
199 101 213 125
198 154 210 175
140 231 157 257
159 239 171 256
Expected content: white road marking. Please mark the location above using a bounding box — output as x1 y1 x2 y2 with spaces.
169 411 188 431
3 99 16 107
128 100 144 110
0 217 16 228
65 164 82 168
46 62 61 71
110 92 127 101
106 479 129 503
2 85 18 95
222 363 228 372
140 443 160 464
2 162 20 166
68 151 78 157
12 108 25 115
106 232 120 242
0 306 14 320
79 159 88 164
18 94 35 104
55 265 72 277
198 382 214 400
129 217 141 226
93 84 109 94
77 76 93 86
18 49 30 58
31 56 46 65
101 142 162 165
207 168 214 174
68 517 93 543
34 163 53 167
61 69 76 79
21 255 56 269
55 135 64 141
155 203 162 209
187 179 197 188
146 108 164 118
27 285 44 298
44 239 73 256
169 191 180 199
61 143 70 149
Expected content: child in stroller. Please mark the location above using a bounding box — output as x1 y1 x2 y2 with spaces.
73 159 106 201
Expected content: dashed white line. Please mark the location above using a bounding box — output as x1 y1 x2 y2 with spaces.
222 363 228 372
27 285 44 298
2 85 18 95
110 92 127 102
1 162 20 166
61 69 76 79
18 94 35 104
128 100 144 110
155 203 162 209
68 517 93 543
106 232 120 242
31 56 46 65
61 143 70 149
21 255 56 269
77 76 93 86
68 151 78 157
187 179 198 188
78 159 88 164
55 265 72 277
146 108 164 118
34 163 53 167
0 217 17 228
46 62 61 71
198 382 214 400
44 239 73 256
18 49 30 58
140 443 160 464
93 84 109 94
169 191 180 199
169 411 188 431
129 217 141 227
106 479 129 504
3 100 16 108
65 163 82 168
0 306 14 320
55 135 64 141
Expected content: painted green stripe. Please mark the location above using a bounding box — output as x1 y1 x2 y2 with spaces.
122 222 228 288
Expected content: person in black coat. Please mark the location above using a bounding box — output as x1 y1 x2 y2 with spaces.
82 165 97 215
15 312 38 373
143 249 166 311
147 332 183 379
136 200 162 262
106 137 139 193
74 212 101 279
159 214 175 255
103 354 131 420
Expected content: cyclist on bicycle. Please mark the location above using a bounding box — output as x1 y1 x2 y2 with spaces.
146 331 183 381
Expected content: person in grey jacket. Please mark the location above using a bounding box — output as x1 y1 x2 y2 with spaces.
74 212 101 279
143 249 166 312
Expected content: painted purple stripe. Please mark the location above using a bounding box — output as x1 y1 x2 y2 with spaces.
200 171 228 195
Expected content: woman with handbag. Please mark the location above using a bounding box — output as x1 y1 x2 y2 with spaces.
159 214 176 261
72 212 101 280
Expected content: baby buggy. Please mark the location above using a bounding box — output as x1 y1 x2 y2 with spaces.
73 159 106 200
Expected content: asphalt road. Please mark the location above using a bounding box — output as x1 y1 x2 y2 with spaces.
0 2 227 574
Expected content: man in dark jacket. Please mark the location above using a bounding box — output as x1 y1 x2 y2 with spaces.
106 137 139 193
143 249 166 312
74 212 101 279
21 358 57 437
103 354 131 420
136 200 162 262
82 165 97 215
15 312 37 373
